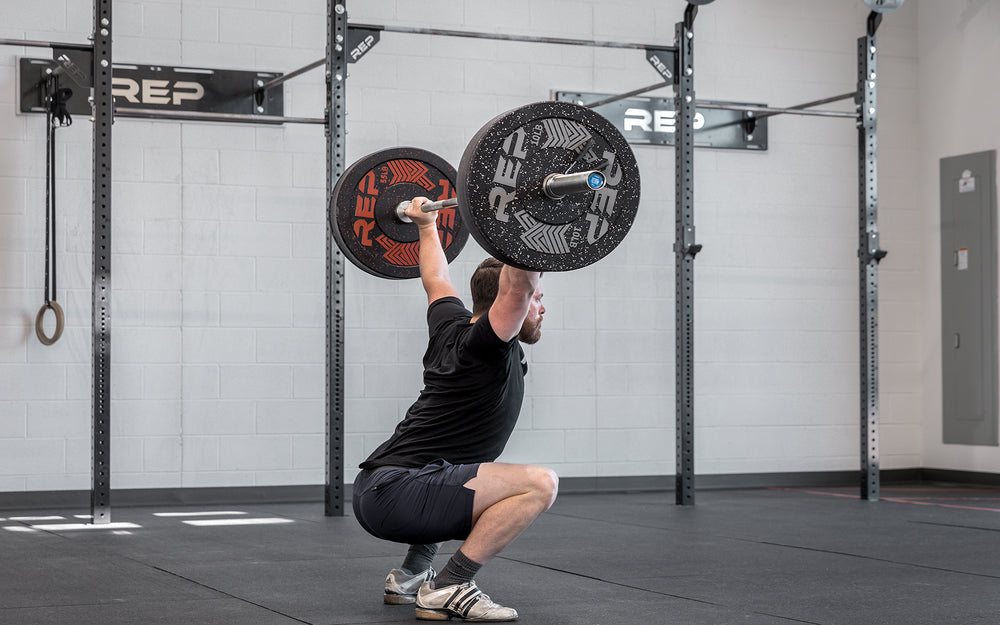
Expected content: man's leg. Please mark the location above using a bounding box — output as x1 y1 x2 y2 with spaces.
461 462 559 563
402 543 440 574
354 468 442 605
384 543 439 604
431 463 557 587
417 463 557 621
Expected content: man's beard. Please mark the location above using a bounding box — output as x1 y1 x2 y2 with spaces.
518 318 541 344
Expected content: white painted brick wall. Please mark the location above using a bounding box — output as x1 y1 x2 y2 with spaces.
917 0 1000 475
183 400 255 435
0 0 931 495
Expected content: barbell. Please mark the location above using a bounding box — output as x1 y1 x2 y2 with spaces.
328 100 641 279
395 169 608 223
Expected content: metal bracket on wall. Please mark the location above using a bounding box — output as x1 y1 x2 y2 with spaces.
676 226 703 258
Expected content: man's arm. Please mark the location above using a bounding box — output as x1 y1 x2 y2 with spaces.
405 197 458 304
488 265 540 342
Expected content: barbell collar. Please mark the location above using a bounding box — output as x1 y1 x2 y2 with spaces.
542 170 605 200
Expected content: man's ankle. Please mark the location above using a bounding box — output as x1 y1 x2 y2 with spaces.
431 549 482 588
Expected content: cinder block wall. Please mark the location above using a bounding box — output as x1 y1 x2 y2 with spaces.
0 0 925 494
918 0 1000 474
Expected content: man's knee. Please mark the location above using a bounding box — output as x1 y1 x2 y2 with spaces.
528 465 558 510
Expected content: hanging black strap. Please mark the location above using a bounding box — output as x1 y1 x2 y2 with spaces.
36 75 68 346
52 85 74 127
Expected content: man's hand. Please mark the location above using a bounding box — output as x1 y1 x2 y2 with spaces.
404 197 438 229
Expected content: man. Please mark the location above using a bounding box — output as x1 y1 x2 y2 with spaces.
352 197 557 622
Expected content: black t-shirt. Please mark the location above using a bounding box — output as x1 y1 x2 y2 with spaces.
359 296 526 470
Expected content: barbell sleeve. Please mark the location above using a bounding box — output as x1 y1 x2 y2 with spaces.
396 197 459 223
395 170 606 222
543 170 605 199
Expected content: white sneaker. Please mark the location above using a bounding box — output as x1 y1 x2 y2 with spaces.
415 580 518 622
384 568 436 604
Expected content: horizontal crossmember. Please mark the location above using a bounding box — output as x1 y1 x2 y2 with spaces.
116 108 324 125
350 22 673 51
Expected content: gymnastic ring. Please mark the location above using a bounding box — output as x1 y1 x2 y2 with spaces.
35 300 65 345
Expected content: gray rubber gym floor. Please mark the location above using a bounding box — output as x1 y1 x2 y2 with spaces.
2 484 999 625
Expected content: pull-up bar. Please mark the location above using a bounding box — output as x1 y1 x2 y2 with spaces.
350 22 673 51
256 22 677 102
116 108 325 125
0 37 92 51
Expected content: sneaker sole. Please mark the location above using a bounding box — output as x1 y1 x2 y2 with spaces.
415 607 518 622
384 592 417 605
415 607 452 620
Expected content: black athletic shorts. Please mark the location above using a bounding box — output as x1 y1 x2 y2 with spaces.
352 460 481 545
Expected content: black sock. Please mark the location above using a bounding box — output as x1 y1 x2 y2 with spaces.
432 548 482 588
401 543 439 575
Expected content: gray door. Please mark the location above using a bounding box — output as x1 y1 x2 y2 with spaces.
940 150 998 446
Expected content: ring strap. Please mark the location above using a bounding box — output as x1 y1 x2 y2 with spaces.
38 77 62 345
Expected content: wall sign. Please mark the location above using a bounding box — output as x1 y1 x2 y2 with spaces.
20 55 284 120
555 91 768 151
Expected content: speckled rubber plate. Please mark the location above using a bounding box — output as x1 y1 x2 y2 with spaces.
457 101 640 272
329 147 466 279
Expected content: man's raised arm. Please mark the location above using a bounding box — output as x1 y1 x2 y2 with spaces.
403 197 458 305
488 266 540 342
